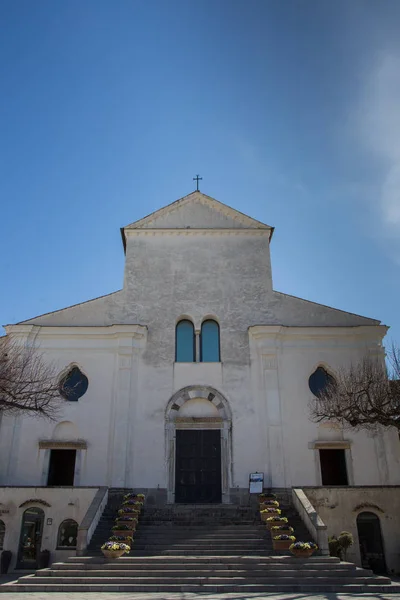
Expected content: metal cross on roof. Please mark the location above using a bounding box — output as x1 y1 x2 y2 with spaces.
193 174 202 191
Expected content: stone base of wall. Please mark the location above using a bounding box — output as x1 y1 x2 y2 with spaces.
126 487 291 507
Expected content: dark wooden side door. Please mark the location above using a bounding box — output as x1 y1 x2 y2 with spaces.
175 429 222 503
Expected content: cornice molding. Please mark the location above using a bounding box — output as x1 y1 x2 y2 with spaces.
249 324 387 341
39 439 88 450
124 228 270 237
6 324 148 342
308 440 352 450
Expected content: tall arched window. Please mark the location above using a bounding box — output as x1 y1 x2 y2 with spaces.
175 320 195 362
0 520 5 550
200 320 220 362
309 366 335 397
57 519 78 548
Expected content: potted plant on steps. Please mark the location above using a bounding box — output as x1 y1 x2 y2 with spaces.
265 516 288 530
260 507 281 522
290 541 318 558
260 500 280 510
258 492 277 503
272 535 296 551
109 535 133 546
118 506 140 518
270 525 294 537
101 541 130 559
112 522 136 537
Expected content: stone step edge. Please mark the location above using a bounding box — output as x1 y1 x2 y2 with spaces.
65 555 341 562
1 583 396 593
16 578 392 586
43 567 373 577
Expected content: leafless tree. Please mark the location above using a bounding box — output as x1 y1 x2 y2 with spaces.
309 343 400 431
0 337 62 419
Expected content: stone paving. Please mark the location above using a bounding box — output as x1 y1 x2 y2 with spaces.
2 583 400 600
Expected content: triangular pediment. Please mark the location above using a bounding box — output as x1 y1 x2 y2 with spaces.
123 192 273 232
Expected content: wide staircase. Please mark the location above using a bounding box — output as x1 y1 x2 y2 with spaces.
1 489 396 593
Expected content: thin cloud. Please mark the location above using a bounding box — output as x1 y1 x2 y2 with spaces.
359 53 400 232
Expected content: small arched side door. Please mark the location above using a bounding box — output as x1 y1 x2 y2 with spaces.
357 511 386 574
17 507 45 569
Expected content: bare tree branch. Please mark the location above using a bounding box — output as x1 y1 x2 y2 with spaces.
309 345 400 431
0 337 62 419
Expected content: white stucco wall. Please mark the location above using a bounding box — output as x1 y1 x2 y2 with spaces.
1 194 396 501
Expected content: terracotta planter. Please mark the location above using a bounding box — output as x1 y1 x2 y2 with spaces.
260 510 280 522
266 520 287 530
112 530 135 537
102 549 125 559
260 502 279 510
272 539 293 550
270 529 293 536
290 548 315 558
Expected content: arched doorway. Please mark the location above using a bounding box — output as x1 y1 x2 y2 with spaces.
17 507 44 569
165 386 232 504
357 511 386 574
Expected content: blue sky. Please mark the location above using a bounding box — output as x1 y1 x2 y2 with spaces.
1 0 400 343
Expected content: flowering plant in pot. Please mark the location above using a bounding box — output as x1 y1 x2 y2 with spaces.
123 492 145 501
265 516 288 530
259 492 277 501
112 522 136 536
272 534 296 550
109 535 133 543
289 541 318 558
260 500 279 510
101 541 130 559
118 506 140 516
123 499 143 507
271 525 294 535
260 507 281 522
116 518 138 530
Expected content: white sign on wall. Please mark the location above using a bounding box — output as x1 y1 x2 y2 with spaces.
249 472 264 494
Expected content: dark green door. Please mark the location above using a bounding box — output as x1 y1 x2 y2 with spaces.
175 430 222 503
16 508 44 569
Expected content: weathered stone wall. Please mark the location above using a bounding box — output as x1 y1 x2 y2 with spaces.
304 486 400 574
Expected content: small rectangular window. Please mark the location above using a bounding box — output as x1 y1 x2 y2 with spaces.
319 449 348 485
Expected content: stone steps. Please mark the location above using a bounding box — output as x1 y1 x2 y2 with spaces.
1 491 395 593
18 576 390 585
44 568 374 577
2 556 396 593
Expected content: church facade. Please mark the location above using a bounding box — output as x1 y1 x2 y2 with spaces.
1 191 400 571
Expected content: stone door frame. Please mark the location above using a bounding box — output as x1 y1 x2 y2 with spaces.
165 385 232 504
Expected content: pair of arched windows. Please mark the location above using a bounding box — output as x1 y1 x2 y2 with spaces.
176 320 220 362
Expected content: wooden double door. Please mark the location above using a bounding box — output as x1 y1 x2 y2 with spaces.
175 429 222 503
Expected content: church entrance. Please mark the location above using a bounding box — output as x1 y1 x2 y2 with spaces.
175 429 222 503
